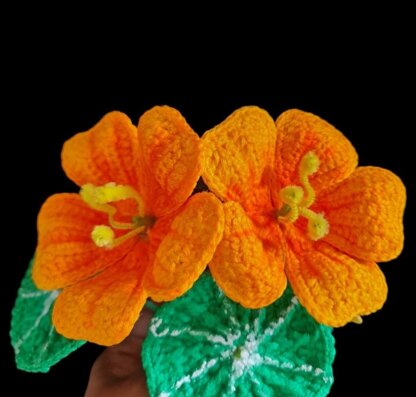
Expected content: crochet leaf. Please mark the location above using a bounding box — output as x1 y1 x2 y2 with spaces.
142 273 335 397
11 259 85 372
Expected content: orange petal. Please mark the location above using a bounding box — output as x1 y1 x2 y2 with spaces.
33 194 135 290
53 244 148 345
62 111 140 187
136 106 200 217
317 167 406 262
273 109 358 205
145 192 224 301
285 241 387 327
201 106 277 213
208 201 287 309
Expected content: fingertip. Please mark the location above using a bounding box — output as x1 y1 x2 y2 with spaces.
130 308 155 339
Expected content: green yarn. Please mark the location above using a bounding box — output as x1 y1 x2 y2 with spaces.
142 273 335 397
10 259 85 373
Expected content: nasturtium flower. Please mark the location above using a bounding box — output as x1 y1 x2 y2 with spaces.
142 273 335 397
201 107 405 326
32 106 224 345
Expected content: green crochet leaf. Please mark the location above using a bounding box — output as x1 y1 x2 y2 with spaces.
142 273 335 397
10 259 85 373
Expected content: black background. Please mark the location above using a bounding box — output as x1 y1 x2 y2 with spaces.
3 23 415 396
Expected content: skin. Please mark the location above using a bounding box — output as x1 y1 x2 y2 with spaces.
84 309 153 397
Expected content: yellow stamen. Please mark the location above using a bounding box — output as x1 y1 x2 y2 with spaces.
276 151 329 241
91 225 115 248
299 151 320 175
80 183 152 249
299 152 320 208
351 315 363 324
301 209 329 241
80 184 114 213
279 186 304 206
91 225 146 248
278 186 303 223
80 183 145 217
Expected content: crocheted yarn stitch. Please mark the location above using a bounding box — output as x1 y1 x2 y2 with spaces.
201 107 406 327
31 107 224 346
142 273 335 397
10 105 406 397
10 260 85 372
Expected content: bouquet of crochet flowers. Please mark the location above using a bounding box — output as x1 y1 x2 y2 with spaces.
11 106 406 396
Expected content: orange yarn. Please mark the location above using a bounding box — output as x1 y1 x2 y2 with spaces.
201 107 406 327
33 107 224 345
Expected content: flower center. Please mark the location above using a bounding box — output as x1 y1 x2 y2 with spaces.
80 183 155 248
276 151 329 241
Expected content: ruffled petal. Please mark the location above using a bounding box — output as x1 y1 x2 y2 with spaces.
317 166 406 262
273 109 358 206
208 201 287 309
62 111 140 187
145 192 224 301
201 106 277 213
285 235 387 327
33 194 134 290
53 243 148 346
136 106 200 217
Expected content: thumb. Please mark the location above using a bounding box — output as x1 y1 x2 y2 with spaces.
84 308 154 397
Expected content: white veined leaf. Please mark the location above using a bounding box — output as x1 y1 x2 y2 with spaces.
11 259 85 373
142 273 335 397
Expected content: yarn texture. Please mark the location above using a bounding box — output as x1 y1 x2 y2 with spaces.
31 107 224 345
10 105 406 396
10 260 85 372
200 107 406 326
142 273 335 397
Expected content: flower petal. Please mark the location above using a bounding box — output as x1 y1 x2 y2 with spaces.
317 167 406 262
273 109 358 205
53 244 148 346
201 106 277 213
285 238 387 327
209 201 287 309
145 192 224 301
62 111 140 187
33 194 134 290
136 106 201 217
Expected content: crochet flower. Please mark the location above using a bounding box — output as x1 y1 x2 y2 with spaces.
201 107 406 326
32 106 224 345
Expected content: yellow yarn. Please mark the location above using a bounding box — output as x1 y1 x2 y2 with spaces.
277 151 329 241
91 225 115 248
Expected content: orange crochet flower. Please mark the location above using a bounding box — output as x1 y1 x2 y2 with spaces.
33 106 224 345
201 107 406 327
